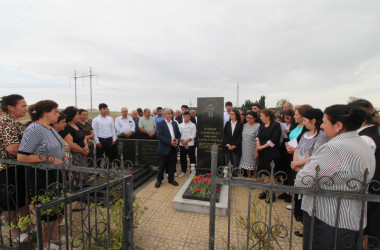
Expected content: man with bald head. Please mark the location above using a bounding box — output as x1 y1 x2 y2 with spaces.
138 108 156 139
115 107 135 139
283 102 293 112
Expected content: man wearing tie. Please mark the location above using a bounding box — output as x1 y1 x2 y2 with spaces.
155 108 181 188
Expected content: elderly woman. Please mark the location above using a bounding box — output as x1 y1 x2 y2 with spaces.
295 105 376 250
0 94 30 243
348 99 380 247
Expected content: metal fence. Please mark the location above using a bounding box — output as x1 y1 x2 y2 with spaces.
0 155 133 249
208 144 380 250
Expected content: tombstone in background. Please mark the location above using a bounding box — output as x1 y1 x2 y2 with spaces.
196 97 224 174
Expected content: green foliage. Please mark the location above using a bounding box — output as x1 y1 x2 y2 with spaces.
275 98 290 108
256 95 266 109
226 194 282 249
241 99 256 111
31 192 66 219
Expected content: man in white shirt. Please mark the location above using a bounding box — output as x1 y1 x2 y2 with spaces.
115 107 135 139
178 111 197 177
92 103 117 166
224 101 233 127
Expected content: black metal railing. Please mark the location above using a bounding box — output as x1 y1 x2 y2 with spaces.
0 154 133 250
208 144 380 250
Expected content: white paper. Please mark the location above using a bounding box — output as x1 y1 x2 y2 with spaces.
288 138 298 148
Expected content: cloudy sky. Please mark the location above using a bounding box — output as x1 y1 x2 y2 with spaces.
1 0 379 112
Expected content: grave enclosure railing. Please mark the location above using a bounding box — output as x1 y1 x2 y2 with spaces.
208 144 380 250
0 153 134 250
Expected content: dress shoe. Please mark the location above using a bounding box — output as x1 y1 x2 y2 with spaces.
168 180 179 186
258 191 267 200
265 193 276 204
278 192 290 200
155 181 161 188
294 231 303 237
284 195 293 203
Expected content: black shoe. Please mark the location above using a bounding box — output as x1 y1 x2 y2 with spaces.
258 191 267 200
294 231 303 237
266 193 276 204
278 192 290 200
168 180 179 186
284 195 292 203
155 181 161 188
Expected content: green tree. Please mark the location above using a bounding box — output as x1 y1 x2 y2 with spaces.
275 98 290 108
241 99 255 111
256 95 266 109
347 96 360 103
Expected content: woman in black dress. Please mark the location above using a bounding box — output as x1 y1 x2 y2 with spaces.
256 109 281 202
223 109 244 172
348 99 380 247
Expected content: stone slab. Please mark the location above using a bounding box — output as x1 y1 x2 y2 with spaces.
173 175 229 216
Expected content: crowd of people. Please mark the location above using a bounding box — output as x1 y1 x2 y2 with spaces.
1 94 379 249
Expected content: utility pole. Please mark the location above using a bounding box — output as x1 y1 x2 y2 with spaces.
236 83 239 107
70 68 98 111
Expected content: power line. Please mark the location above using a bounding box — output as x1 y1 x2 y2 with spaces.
70 68 98 111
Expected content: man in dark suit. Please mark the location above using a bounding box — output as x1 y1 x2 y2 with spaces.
198 100 223 128
175 105 196 124
155 108 181 188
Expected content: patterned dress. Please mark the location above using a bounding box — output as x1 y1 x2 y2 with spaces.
240 123 260 170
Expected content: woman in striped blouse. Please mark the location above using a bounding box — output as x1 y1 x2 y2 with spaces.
295 105 376 250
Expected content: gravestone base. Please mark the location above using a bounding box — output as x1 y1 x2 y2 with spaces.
173 175 229 216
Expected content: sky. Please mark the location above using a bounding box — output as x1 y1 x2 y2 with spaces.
1 0 380 112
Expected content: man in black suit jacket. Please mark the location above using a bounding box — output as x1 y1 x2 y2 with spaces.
155 108 181 188
175 105 196 124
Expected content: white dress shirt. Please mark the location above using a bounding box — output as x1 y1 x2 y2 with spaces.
92 115 116 143
179 121 196 146
115 115 135 136
165 119 175 140
224 112 230 127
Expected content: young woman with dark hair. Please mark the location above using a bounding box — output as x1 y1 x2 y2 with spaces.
296 104 376 250
60 106 89 211
76 109 95 161
289 108 330 237
223 109 243 171
348 99 380 247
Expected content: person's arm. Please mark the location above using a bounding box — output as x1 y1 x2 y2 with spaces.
138 119 149 135
18 154 63 164
233 123 243 149
156 123 171 146
63 133 86 154
92 118 100 145
6 144 20 157
110 118 116 142
152 119 156 136
188 123 196 143
114 117 123 135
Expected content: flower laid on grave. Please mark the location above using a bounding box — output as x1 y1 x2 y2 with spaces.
187 174 220 199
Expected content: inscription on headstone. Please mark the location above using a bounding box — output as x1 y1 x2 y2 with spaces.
196 97 224 174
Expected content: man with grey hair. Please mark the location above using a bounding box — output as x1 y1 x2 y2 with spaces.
155 108 181 188
283 102 293 112
115 107 135 139
130 110 141 139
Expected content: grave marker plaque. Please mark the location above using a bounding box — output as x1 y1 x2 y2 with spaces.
196 97 224 174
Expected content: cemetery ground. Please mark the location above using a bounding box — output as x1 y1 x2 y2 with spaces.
133 161 303 250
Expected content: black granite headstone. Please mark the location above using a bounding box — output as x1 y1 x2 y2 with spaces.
196 97 224 174
117 139 159 166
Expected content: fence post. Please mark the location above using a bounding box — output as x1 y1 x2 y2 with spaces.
123 174 134 250
209 143 218 250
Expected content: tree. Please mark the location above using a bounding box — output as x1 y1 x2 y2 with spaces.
275 98 290 108
256 95 266 109
241 99 255 111
347 96 360 103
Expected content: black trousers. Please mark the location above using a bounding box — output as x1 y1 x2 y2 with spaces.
96 137 117 168
157 147 177 182
179 145 196 173
303 211 359 250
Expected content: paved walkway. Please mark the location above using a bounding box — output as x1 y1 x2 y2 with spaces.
134 164 303 250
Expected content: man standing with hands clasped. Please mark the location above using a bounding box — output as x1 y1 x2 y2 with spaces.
155 108 181 188
178 111 196 178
